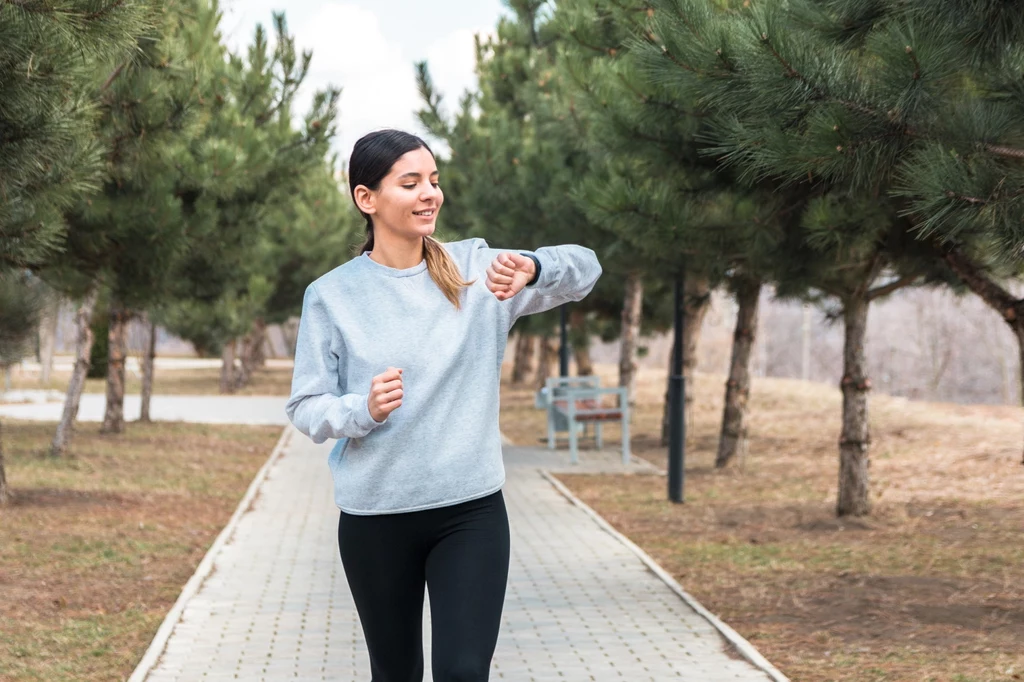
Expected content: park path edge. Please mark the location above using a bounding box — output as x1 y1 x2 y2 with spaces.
127 425 294 682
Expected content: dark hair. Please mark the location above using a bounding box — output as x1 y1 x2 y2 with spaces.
348 129 475 309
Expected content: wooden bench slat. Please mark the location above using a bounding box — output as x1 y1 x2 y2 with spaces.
573 412 622 422
551 398 622 422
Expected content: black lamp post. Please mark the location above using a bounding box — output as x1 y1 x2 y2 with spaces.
668 265 687 503
559 304 570 376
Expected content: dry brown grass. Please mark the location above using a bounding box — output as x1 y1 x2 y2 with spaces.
6 366 294 397
0 420 282 682
500 363 1024 682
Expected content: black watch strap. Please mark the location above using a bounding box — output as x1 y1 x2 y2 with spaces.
520 252 541 286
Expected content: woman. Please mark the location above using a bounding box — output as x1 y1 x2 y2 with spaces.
286 129 602 681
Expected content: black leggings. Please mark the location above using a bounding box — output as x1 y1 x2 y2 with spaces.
337 490 510 682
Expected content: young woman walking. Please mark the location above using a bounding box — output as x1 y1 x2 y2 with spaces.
286 129 602 681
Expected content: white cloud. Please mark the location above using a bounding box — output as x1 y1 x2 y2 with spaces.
291 3 423 163
219 2 499 164
423 27 494 116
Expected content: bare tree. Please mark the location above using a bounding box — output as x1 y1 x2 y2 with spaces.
139 313 157 422
101 307 131 433
716 277 761 468
51 286 99 457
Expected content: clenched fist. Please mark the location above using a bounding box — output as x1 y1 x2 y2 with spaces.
486 252 536 301
368 367 403 423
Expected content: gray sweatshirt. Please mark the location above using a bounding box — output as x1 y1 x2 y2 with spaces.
285 237 602 515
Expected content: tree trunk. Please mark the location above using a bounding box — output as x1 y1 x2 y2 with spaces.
38 297 60 386
220 340 236 394
282 317 300 358
716 278 761 468
661 273 711 446
619 271 643 408
234 340 252 390
234 318 266 390
941 250 1024 463
801 303 812 381
569 309 593 376
1017 323 1024 464
511 333 536 384
534 336 557 390
252 317 267 369
837 293 872 517
101 307 129 434
0 420 9 505
139 314 157 423
51 287 99 457
574 344 593 377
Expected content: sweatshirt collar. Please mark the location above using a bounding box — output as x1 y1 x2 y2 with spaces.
359 251 428 277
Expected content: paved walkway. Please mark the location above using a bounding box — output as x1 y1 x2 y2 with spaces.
131 426 786 681
0 394 289 425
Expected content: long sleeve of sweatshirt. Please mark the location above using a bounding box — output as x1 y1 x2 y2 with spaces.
285 284 388 444
472 241 602 326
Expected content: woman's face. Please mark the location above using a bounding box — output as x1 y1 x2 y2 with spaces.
356 146 443 241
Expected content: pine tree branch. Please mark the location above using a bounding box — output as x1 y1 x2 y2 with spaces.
904 45 921 81
755 37 1024 160
867 274 917 301
982 144 1024 160
100 63 126 92
483 137 507 188
851 251 884 298
943 190 986 205
1 0 52 14
758 33 877 119
84 0 126 22
606 0 651 13
567 29 616 56
943 249 1022 322
615 71 701 117
638 30 702 74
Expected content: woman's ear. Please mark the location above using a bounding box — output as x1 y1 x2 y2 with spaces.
353 185 376 215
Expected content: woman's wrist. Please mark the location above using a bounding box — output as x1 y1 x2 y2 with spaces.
519 252 541 286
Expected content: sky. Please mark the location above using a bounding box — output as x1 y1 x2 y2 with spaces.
219 0 510 163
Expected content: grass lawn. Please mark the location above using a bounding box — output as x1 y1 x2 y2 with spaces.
0 419 283 682
499 362 1024 682
6 366 294 397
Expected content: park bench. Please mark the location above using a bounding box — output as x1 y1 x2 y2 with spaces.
541 376 630 465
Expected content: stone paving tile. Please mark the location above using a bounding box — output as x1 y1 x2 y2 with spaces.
136 428 778 681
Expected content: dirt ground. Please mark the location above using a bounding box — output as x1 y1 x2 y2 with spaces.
499 363 1024 682
0 418 282 682
4 358 1022 681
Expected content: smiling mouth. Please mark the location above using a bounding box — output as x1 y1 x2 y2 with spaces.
413 209 435 217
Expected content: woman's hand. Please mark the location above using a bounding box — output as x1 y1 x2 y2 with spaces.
368 367 403 423
486 252 536 301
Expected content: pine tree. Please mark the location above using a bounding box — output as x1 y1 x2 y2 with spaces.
0 0 148 481
634 0 959 513
553 0 803 457
158 12 340 391
418 1 650 400
49 0 210 436
0 0 149 268
0 271 47 504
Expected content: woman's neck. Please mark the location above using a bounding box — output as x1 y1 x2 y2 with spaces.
367 232 425 270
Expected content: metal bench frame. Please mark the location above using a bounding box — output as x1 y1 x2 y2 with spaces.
544 376 630 465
